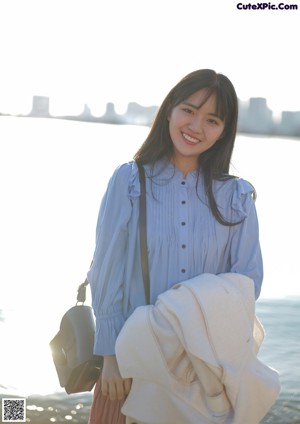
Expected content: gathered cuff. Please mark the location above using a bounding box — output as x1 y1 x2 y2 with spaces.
231 178 255 220
93 313 125 356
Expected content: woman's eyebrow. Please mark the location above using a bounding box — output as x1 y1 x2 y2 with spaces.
182 101 199 109
208 112 223 120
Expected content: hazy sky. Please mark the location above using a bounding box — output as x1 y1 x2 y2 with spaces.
0 0 299 116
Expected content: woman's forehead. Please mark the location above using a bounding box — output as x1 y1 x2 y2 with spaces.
183 89 217 109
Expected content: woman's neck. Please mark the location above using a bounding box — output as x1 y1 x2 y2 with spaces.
170 156 198 178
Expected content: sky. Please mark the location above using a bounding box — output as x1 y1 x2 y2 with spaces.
0 0 300 117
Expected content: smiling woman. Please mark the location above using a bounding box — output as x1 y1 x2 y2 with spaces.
87 69 265 423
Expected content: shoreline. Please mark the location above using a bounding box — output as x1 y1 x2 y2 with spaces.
1 391 300 423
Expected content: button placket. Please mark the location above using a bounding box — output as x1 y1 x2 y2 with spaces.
179 180 188 276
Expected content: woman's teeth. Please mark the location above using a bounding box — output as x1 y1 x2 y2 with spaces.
182 133 199 144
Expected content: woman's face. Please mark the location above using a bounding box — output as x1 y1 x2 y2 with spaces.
168 89 225 174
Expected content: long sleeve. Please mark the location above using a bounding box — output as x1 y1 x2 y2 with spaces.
87 163 134 355
229 179 263 299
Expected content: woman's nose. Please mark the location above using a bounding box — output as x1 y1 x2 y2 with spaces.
188 116 204 134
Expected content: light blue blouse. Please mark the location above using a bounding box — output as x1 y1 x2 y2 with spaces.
87 159 263 355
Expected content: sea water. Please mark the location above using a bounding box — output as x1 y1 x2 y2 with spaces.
256 298 300 423
0 116 299 422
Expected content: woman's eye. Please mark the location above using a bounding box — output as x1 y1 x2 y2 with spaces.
207 118 218 125
182 107 193 114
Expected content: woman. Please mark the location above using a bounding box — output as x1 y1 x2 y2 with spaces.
87 69 263 423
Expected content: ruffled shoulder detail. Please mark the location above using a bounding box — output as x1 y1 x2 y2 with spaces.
213 177 255 222
107 161 140 200
127 160 140 200
110 161 142 200
231 178 255 220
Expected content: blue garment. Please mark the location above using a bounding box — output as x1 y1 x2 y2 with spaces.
87 159 263 355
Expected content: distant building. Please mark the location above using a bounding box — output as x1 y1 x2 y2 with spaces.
126 102 157 126
79 104 93 121
102 102 124 124
29 96 50 117
277 111 300 137
238 97 273 135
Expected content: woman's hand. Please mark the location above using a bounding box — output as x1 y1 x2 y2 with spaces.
101 355 132 401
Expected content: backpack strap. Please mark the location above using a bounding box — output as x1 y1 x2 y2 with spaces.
137 163 150 305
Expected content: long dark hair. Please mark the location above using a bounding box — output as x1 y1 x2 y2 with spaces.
134 69 248 226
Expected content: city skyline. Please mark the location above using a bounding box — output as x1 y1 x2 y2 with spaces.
1 94 300 138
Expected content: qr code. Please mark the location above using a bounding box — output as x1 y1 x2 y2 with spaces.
2 398 26 422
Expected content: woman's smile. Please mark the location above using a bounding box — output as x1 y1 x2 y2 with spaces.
182 132 201 144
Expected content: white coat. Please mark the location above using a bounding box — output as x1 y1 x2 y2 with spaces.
116 273 280 424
